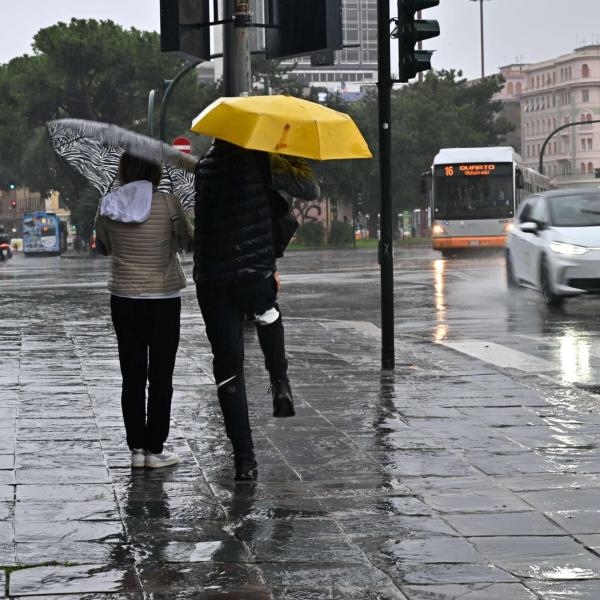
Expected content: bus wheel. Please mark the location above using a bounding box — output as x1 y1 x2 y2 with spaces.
441 249 454 258
541 257 564 307
506 251 518 288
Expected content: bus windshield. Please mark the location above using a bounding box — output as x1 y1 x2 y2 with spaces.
433 163 514 220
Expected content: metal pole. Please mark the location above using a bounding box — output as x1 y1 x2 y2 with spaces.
223 0 235 95
158 60 201 141
417 10 423 83
538 119 600 175
224 0 251 96
147 89 157 138
377 0 395 370
479 0 485 78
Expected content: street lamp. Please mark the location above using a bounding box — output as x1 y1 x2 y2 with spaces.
470 0 490 79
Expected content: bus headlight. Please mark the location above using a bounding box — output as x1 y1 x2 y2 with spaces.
549 241 589 255
503 222 514 233
432 224 446 236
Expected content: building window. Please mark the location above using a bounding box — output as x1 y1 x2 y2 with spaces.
588 138 593 150
589 162 594 174
587 113 593 122
582 63 590 78
506 81 514 95
583 89 590 102
581 162 587 173
516 82 522 94
582 138 586 151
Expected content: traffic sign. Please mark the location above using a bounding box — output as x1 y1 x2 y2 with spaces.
172 136 192 154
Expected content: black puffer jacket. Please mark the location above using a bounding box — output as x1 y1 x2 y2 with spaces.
193 140 276 285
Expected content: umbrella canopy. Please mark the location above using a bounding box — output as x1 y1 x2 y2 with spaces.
190 95 372 161
46 119 198 210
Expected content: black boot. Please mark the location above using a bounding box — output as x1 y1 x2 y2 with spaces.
234 451 258 481
271 379 295 418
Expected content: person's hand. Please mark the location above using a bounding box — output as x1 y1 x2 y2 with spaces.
274 271 281 291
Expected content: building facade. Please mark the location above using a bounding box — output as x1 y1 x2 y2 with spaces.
495 63 528 153
288 0 378 91
520 45 600 186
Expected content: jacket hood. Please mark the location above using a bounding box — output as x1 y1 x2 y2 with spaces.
100 180 153 223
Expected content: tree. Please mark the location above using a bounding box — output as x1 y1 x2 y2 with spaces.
0 19 218 235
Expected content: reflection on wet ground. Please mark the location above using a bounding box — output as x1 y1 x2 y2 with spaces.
4 250 600 597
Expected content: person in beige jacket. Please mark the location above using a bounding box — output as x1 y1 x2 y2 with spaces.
95 153 193 469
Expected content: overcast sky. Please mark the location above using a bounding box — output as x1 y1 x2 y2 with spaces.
1 0 600 80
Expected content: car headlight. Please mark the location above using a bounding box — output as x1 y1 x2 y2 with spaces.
548 241 590 255
432 224 445 235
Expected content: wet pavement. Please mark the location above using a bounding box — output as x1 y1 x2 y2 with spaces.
3 249 600 598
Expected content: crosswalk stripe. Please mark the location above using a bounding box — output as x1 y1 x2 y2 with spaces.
439 339 555 373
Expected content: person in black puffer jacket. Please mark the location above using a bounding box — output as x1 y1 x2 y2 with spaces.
194 139 311 481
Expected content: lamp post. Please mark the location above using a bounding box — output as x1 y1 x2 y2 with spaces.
470 0 490 79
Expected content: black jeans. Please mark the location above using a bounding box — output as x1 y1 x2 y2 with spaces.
197 275 288 454
110 295 181 454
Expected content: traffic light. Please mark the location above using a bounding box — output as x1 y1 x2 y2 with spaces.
8 182 15 190
9 200 16 209
396 0 440 83
266 0 343 60
160 0 211 61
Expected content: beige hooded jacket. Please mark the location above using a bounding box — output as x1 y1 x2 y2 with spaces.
95 183 194 297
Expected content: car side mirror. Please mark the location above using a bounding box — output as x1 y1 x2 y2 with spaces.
516 169 525 189
520 221 539 234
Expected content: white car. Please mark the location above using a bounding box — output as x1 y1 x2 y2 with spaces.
506 188 600 306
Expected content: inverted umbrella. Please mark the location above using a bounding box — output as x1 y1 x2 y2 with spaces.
46 119 198 210
190 95 372 161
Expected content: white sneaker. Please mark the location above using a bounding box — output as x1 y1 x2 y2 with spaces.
145 449 180 469
131 448 146 468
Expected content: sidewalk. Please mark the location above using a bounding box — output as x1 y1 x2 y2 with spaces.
4 297 600 598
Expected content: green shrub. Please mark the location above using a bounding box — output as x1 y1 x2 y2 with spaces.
296 221 325 246
329 221 354 245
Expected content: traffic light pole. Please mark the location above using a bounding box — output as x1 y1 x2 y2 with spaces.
223 0 251 96
378 0 395 370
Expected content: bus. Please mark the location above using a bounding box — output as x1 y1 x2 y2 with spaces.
425 147 549 256
23 212 63 256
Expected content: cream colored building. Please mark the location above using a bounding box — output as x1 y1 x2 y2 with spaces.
521 45 600 187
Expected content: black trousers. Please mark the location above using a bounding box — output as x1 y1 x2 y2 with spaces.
110 295 181 454
197 275 288 454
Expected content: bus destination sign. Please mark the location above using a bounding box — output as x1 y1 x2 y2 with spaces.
443 164 497 177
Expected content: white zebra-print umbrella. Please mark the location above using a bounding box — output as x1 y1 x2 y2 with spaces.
46 119 198 211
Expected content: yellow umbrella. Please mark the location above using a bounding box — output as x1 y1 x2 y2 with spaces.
190 95 372 161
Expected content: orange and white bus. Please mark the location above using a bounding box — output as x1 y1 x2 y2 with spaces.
426 147 548 257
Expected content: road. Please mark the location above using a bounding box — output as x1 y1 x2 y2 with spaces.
3 246 600 390
279 247 600 390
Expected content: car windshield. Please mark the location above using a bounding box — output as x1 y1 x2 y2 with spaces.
548 193 600 227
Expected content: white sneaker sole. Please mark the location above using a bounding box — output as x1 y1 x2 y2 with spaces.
145 456 181 469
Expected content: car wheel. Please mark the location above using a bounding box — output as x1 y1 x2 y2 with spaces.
506 251 518 289
540 257 564 307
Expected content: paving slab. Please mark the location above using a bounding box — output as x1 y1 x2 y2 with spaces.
8 565 140 596
402 583 538 600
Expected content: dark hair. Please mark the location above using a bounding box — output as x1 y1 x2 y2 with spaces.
118 153 162 187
